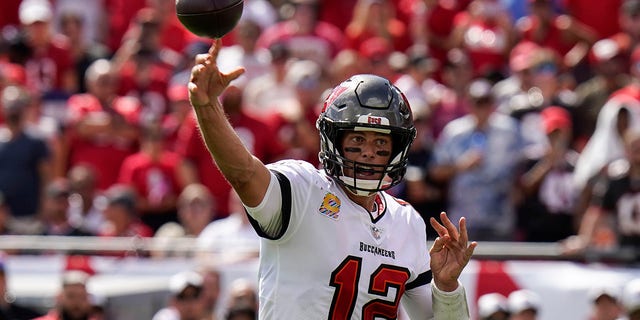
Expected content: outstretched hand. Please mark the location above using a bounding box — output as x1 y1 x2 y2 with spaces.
188 38 245 108
429 212 477 292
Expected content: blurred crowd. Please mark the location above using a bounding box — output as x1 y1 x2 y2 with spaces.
0 0 639 264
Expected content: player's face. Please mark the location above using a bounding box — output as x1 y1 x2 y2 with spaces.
341 131 393 180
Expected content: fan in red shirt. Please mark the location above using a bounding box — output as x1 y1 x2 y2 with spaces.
344 0 412 53
450 0 515 78
65 59 140 191
17 0 77 97
516 0 597 69
176 85 286 218
118 122 187 232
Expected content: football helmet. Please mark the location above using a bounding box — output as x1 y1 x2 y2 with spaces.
317 74 416 196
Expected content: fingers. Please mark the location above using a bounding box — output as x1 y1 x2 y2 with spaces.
439 212 460 242
430 217 447 238
459 217 469 247
223 67 246 86
208 38 221 57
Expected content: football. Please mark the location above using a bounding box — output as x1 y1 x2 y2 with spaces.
176 0 244 39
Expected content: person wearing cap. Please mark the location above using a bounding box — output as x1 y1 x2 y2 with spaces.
574 38 631 146
152 270 211 320
34 270 93 320
587 284 623 320
0 85 52 235
565 127 640 255
507 289 540 320
477 292 510 320
493 41 542 114
17 0 78 96
622 278 640 320
431 78 524 241
516 106 579 242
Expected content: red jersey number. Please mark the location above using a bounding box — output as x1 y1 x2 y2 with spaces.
329 256 410 320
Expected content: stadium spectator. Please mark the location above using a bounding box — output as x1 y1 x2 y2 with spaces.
66 164 105 236
111 8 175 125
153 183 217 258
477 292 510 320
507 289 541 320
217 19 272 88
64 59 140 191
344 0 412 53
39 178 90 237
573 38 631 148
393 44 440 122
34 270 93 320
429 48 473 139
611 0 640 60
565 127 640 254
572 48 640 217
357 37 398 81
16 0 78 99
410 0 469 79
0 253 43 319
242 42 296 119
97 184 153 239
152 270 211 320
493 41 543 114
561 0 622 39
327 49 365 87
516 106 579 242
515 0 597 71
587 284 624 320
256 0 344 66
196 190 259 264
265 59 326 167
224 278 258 318
57 10 110 94
431 78 524 241
450 0 515 80
0 85 52 235
117 121 185 232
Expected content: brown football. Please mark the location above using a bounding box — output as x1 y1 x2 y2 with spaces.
175 0 243 39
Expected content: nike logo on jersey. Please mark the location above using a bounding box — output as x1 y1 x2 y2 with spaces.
318 192 341 220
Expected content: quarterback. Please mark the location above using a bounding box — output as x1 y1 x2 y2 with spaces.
188 39 477 319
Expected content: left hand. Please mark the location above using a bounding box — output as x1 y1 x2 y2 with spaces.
429 212 477 292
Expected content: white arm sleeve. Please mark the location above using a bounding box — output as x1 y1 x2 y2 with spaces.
243 171 284 238
430 280 470 320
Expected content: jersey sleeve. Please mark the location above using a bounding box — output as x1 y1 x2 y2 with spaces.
244 159 321 240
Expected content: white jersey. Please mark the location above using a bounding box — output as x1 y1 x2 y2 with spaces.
247 160 433 319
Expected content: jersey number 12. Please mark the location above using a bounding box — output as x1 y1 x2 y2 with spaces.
328 255 410 320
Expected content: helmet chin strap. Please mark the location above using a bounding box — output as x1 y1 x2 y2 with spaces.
339 176 390 196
